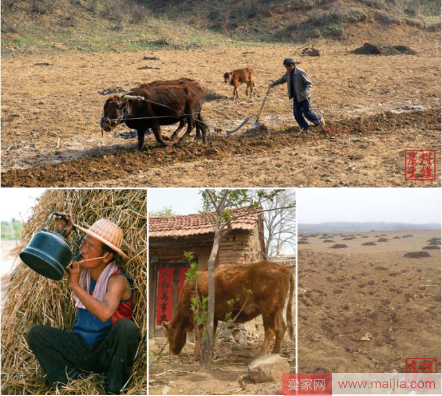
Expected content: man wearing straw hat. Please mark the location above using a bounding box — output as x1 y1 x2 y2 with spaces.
26 215 139 395
269 58 325 133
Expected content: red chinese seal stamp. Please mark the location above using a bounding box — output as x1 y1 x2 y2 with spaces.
405 357 438 387
405 357 437 373
405 150 437 181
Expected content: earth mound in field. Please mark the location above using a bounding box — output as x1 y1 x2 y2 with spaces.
353 43 417 55
362 242 376 246
377 238 389 242
323 239 334 243
331 244 348 249
422 245 440 250
404 251 431 258
299 240 309 244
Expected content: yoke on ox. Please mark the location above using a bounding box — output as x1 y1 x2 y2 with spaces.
163 261 294 357
100 79 208 150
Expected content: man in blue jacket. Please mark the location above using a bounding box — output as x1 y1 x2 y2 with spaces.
269 58 325 133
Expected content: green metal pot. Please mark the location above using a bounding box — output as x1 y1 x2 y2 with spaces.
19 213 73 281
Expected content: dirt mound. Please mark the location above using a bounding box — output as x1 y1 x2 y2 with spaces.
298 236 441 374
393 236 401 239
377 238 389 242
323 239 334 243
422 245 440 250
331 244 348 249
404 251 431 258
353 43 417 55
427 238 441 245
343 237 356 240
299 240 309 245
362 242 377 246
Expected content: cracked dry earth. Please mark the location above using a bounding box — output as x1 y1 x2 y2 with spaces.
1 37 440 187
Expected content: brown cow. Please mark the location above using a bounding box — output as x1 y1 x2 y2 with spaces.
163 261 294 357
223 68 255 99
138 78 206 140
100 80 208 149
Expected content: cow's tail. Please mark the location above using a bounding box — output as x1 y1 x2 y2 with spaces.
286 271 294 341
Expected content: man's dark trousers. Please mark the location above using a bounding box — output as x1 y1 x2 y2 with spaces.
293 98 322 130
26 319 139 394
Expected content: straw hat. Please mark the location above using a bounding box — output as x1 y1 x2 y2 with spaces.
76 219 128 259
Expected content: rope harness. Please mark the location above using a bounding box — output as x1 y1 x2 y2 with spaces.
102 88 330 138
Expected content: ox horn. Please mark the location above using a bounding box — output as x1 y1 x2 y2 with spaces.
123 94 146 101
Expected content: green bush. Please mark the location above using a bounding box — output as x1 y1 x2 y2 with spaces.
1 220 22 241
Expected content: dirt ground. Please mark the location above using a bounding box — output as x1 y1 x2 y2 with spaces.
1 35 440 187
149 332 294 395
298 230 441 373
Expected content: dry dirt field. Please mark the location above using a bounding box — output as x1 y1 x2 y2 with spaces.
298 230 441 373
149 330 294 395
1 33 440 187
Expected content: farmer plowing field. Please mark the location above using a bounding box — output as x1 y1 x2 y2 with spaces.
25 214 139 395
269 58 325 133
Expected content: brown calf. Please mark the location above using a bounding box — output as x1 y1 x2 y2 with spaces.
223 67 255 99
163 261 294 357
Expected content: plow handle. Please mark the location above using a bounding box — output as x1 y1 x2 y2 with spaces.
255 86 271 123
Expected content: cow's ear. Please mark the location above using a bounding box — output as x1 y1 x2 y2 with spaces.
162 322 170 331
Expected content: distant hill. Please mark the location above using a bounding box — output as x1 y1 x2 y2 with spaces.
299 222 441 233
1 0 440 55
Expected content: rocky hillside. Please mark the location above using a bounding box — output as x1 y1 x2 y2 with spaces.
146 0 440 41
1 0 440 55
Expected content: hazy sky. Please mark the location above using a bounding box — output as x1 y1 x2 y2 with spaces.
149 189 204 214
3 188 439 225
0 189 46 222
298 188 441 224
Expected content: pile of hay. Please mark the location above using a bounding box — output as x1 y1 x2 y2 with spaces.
1 190 147 395
404 251 431 258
